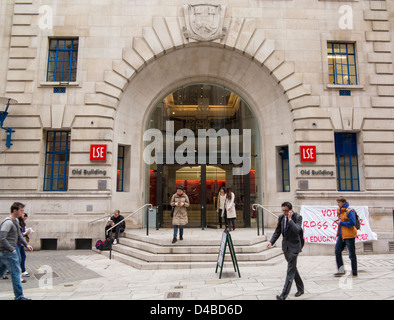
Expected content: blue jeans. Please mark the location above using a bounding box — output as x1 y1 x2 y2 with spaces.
0 250 24 300
17 244 26 273
173 225 184 238
335 237 357 275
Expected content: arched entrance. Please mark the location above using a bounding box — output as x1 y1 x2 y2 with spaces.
146 83 261 228
112 44 295 228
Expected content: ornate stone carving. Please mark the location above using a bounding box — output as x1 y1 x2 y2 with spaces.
183 3 227 42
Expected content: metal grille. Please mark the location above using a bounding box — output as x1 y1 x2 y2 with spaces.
53 87 66 93
363 242 373 253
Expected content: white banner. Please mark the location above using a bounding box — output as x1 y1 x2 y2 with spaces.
300 205 378 244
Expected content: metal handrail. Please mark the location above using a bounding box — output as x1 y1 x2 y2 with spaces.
252 204 279 236
252 204 279 219
88 215 111 226
105 204 153 236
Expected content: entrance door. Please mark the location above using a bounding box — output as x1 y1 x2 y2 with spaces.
155 163 250 228
147 83 260 229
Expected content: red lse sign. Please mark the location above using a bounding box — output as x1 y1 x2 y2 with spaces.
90 145 107 161
300 146 316 162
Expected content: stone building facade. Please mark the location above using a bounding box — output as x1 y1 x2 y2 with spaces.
0 0 393 250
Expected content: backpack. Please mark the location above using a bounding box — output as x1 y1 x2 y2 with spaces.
346 208 361 230
95 239 112 250
280 213 304 249
95 240 103 249
296 213 305 249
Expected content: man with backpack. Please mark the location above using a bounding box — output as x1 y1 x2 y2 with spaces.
0 202 33 300
334 197 358 277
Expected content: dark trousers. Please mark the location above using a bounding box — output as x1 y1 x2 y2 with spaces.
227 218 235 230
105 225 124 241
17 244 26 273
218 209 223 228
281 250 304 298
335 237 357 275
222 208 228 229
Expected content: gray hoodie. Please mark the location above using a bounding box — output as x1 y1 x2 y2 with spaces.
0 217 28 252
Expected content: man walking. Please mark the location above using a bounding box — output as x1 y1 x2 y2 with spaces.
334 197 358 277
0 202 33 300
267 202 304 300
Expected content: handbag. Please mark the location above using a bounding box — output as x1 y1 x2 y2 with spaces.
170 206 175 218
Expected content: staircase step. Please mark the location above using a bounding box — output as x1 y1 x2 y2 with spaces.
111 243 282 263
94 228 283 270
123 230 267 246
95 248 283 270
117 237 272 255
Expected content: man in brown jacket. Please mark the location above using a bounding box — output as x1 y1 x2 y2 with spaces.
170 186 190 243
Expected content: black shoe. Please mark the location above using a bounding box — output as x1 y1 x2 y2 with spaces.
180 235 183 240
172 237 177 244
334 272 346 277
295 290 304 297
276 294 286 300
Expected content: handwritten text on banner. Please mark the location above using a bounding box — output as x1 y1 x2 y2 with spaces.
300 206 378 244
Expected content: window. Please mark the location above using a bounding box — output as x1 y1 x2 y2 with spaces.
280 146 290 192
327 42 357 85
44 131 71 191
117 146 125 192
335 132 360 191
47 39 78 82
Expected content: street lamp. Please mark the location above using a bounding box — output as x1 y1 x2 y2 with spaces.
0 97 18 148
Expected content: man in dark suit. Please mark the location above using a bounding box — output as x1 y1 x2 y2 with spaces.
267 202 304 300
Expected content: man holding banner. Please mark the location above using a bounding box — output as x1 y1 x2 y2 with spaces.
334 197 358 277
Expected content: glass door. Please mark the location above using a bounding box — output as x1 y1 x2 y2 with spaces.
155 163 250 228
157 164 204 227
206 165 226 227
175 165 202 227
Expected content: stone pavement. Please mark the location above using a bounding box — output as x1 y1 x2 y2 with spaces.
0 249 393 301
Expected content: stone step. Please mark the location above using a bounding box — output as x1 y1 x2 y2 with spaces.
110 243 282 263
96 249 284 270
94 228 283 270
123 230 267 246
117 237 272 255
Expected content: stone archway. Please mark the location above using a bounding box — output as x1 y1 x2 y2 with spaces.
84 15 323 220
86 15 319 111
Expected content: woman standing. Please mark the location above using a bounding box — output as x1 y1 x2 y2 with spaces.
170 186 190 243
224 187 236 231
216 186 226 228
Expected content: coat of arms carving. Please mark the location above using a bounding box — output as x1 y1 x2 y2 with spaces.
183 4 227 42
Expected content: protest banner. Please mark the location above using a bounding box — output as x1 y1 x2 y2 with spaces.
300 205 378 244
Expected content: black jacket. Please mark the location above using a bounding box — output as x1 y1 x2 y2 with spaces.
110 215 125 230
269 212 304 254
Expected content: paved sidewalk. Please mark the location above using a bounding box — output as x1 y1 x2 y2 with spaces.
0 250 393 300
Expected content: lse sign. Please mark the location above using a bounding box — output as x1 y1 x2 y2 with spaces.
300 146 316 162
90 145 107 161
